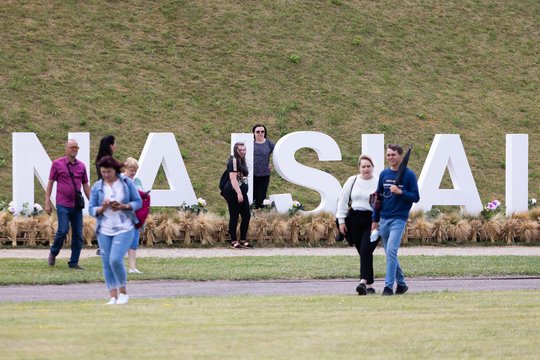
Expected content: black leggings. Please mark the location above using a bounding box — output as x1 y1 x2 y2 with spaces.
348 210 379 284
253 175 271 209
224 184 251 241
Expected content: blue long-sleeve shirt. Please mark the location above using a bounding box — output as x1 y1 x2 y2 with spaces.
372 167 420 222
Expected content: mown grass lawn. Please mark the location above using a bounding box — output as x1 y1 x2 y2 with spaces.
0 255 539 285
0 292 539 359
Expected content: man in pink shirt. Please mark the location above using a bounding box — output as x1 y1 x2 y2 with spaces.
45 139 91 270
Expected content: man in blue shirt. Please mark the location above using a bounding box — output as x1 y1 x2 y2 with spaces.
372 144 420 295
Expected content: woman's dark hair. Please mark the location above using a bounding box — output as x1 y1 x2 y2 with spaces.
386 143 404 155
95 135 116 179
231 142 249 175
96 135 116 163
96 156 124 174
252 124 268 139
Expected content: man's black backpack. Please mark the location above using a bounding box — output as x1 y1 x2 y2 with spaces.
219 170 229 197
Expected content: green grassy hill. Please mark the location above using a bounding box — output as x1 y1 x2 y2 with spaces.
1 0 538 214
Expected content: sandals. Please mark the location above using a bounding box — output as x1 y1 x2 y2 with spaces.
230 241 243 250
230 241 254 249
239 241 253 249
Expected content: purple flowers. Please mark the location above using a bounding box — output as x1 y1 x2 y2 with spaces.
485 200 501 211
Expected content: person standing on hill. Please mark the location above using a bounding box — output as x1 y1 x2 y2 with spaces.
123 157 144 274
371 144 419 296
252 124 275 209
46 139 90 270
95 135 116 180
95 135 116 255
222 142 252 249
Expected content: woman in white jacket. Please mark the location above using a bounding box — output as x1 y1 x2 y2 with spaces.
336 154 379 295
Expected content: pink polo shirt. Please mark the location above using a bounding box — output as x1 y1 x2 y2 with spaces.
49 157 88 208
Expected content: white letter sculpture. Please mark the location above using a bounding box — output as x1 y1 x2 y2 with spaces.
413 134 483 214
136 133 197 207
273 131 342 214
506 134 528 215
12 132 90 214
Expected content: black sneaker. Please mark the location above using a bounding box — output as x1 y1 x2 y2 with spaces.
356 283 367 296
68 264 85 270
366 288 376 295
382 286 394 296
396 284 408 295
96 248 101 256
48 253 56 267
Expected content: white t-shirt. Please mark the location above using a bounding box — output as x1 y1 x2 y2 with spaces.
336 175 378 223
100 179 134 236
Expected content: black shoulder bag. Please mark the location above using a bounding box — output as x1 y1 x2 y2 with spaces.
67 162 86 210
335 176 357 246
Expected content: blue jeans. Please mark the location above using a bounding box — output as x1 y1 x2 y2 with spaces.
97 229 134 290
379 218 407 289
50 205 83 266
130 229 140 250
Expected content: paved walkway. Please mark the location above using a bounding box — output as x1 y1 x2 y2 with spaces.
1 246 538 303
1 277 539 303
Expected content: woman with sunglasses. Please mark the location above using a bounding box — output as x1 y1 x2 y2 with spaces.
252 124 275 209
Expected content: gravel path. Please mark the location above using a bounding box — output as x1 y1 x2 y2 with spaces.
1 245 540 259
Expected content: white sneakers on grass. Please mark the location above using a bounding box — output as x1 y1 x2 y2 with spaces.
105 293 129 305
128 268 143 274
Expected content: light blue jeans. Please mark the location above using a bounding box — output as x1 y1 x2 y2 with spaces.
97 229 134 290
379 218 407 289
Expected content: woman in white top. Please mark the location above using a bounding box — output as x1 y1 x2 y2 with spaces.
336 154 379 295
89 156 142 305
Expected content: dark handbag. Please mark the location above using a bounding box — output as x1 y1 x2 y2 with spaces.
369 191 381 211
335 176 357 246
67 162 85 210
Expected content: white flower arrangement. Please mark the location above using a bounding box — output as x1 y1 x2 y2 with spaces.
197 197 207 207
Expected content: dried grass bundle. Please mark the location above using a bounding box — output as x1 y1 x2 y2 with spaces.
528 207 540 221
156 217 181 245
287 215 302 245
409 217 433 244
143 215 157 247
450 219 472 243
193 213 221 245
408 210 424 220
316 212 338 245
248 216 267 245
177 212 195 247
304 217 326 246
268 218 289 244
516 219 538 243
83 216 96 246
480 215 502 243
0 211 13 241
25 217 39 246
469 219 483 243
431 215 448 243
501 217 520 244
215 220 228 243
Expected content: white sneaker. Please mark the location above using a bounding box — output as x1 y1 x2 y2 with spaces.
128 268 143 274
105 297 116 305
116 293 129 305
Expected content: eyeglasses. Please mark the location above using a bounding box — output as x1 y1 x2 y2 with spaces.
255 130 265 134
68 146 80 149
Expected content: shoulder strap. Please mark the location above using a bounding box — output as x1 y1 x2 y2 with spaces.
66 161 79 193
348 176 357 207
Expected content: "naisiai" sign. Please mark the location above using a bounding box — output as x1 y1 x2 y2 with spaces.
11 132 529 216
